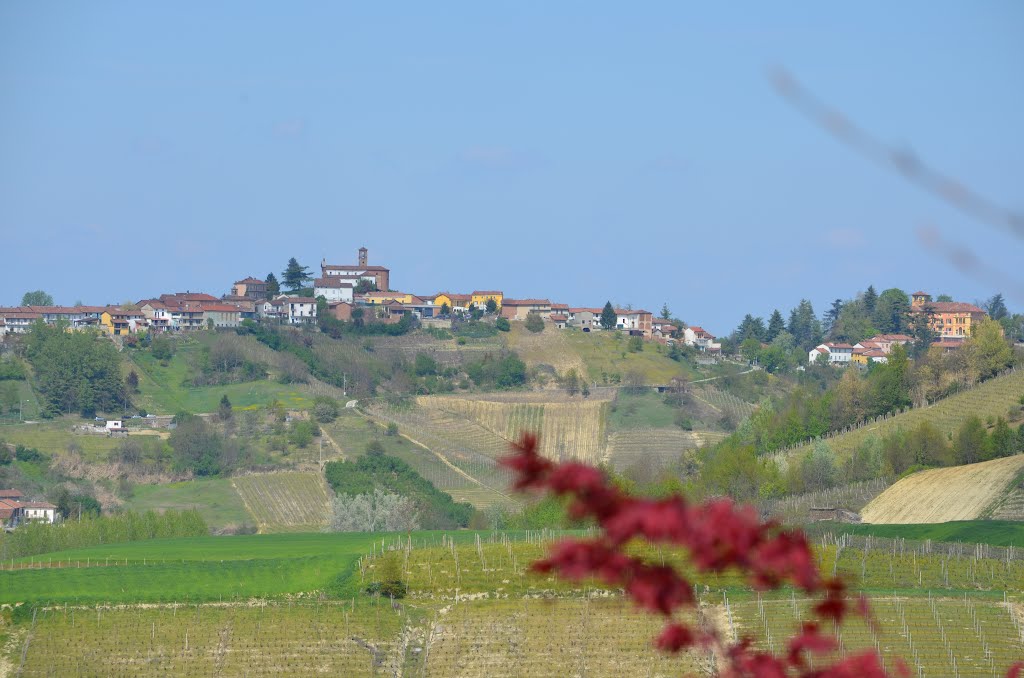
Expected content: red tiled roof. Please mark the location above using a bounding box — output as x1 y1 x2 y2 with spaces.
234 277 265 285
202 304 241 313
503 299 551 306
815 345 831 353
20 501 57 509
472 290 503 296
550 303 569 310
912 291 929 297
569 308 602 314
826 342 854 349
549 314 568 322
868 334 913 342
0 489 23 499
314 277 354 289
322 264 390 272
927 302 986 314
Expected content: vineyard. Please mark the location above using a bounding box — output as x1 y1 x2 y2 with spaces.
775 368 1024 465
232 472 332 533
728 594 1024 677
606 429 725 472
17 601 405 677
760 477 893 525
861 454 1024 524
415 394 610 464
693 383 758 424
7 530 1024 676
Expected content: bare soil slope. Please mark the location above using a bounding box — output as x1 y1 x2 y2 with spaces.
861 454 1024 524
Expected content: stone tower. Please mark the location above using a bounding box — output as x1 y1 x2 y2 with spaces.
358 247 368 267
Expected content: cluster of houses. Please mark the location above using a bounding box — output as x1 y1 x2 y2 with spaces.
0 247 724 351
0 489 57 530
807 291 992 366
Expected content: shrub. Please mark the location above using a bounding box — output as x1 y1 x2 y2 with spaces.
312 396 340 423
15 445 44 463
495 317 510 332
385 422 399 436
288 420 319 448
525 312 544 333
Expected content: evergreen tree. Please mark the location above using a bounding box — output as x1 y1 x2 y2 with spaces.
265 273 280 296
281 258 311 292
862 285 878 314
872 288 910 334
986 293 1008 320
660 303 671 320
823 299 844 334
787 300 821 350
735 314 767 343
600 302 617 330
765 310 786 342
218 394 233 421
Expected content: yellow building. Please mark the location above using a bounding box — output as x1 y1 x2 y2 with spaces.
432 293 472 310
361 291 414 305
471 290 503 309
100 311 132 336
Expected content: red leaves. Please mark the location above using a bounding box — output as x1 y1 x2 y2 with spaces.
501 432 889 677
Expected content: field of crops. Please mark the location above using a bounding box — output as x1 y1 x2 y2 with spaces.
423 597 709 677
17 600 405 677
778 368 1024 464
729 594 1024 677
416 394 610 464
233 472 331 533
861 454 1024 524
606 429 715 471
694 383 758 424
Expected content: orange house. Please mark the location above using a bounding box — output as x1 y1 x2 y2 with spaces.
910 292 988 339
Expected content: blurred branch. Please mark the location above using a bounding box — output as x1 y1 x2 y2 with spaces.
916 226 1024 303
770 68 1024 240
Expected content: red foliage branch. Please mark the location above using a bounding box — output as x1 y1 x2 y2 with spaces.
502 433 1022 678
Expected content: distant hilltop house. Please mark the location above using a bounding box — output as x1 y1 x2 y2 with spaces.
683 326 720 352
313 276 354 303
321 247 390 292
0 489 57 528
811 334 913 366
910 291 988 340
229 277 269 301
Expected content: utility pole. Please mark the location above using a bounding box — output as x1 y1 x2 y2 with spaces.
343 373 347 397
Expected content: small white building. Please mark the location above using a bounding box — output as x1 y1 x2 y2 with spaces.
105 420 124 431
20 502 57 524
684 326 721 352
809 342 854 365
313 277 354 303
283 297 317 324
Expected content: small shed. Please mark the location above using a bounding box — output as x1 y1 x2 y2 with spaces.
105 420 124 431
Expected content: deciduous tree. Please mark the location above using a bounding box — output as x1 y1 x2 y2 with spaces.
21 290 54 306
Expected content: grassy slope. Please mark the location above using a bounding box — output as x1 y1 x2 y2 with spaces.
0 420 123 462
122 478 253 531
128 344 313 415
807 520 1024 547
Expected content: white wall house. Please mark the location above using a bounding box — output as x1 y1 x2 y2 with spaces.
285 298 317 324
20 502 57 524
809 343 854 364
313 277 354 303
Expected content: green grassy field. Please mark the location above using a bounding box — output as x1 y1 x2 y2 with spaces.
122 478 254 532
806 520 1024 547
128 346 313 415
558 328 695 384
608 391 679 429
322 409 411 460
0 420 122 461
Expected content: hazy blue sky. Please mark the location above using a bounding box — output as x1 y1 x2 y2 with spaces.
2 3 1021 333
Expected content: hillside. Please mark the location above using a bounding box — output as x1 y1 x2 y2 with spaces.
860 453 1024 524
776 367 1024 464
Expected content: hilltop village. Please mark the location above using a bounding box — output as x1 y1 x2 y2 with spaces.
0 247 722 351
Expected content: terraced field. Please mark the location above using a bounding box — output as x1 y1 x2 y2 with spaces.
861 454 1024 524
233 472 332 533
694 383 758 424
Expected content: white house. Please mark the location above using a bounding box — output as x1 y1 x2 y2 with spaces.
20 502 57 524
684 326 721 352
809 342 854 365
313 277 354 303
105 420 124 432
282 297 317 324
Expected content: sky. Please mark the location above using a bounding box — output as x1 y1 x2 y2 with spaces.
2 3 1022 333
